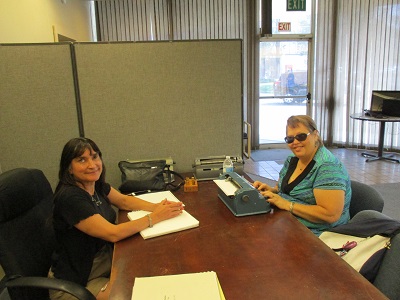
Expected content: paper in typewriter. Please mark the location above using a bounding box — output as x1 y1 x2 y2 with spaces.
127 191 199 239
213 179 239 196
131 271 225 300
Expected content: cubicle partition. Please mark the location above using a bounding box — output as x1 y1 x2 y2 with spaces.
0 40 243 188
74 40 243 187
0 43 80 187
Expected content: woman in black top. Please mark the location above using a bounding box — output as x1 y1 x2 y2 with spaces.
49 137 183 299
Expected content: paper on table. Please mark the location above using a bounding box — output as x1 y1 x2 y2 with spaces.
128 191 199 239
131 271 225 300
132 190 181 203
213 179 239 196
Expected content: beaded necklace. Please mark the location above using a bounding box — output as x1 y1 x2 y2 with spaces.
91 191 102 206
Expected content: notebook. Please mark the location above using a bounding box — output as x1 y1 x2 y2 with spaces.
127 191 199 239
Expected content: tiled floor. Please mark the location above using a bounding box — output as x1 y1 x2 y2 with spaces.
244 147 400 185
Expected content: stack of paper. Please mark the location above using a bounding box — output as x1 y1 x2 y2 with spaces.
131 271 225 300
127 191 199 239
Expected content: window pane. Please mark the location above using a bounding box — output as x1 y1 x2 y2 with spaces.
259 40 309 144
272 0 312 34
260 41 308 98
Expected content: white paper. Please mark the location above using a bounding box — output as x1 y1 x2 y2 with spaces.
131 271 225 300
132 190 181 203
213 179 239 196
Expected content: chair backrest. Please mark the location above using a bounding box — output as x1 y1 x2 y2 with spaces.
0 168 55 298
349 180 384 218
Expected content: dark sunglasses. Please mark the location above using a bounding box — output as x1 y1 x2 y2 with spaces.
284 132 310 144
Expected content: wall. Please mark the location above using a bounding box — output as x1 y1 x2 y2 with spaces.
0 0 93 43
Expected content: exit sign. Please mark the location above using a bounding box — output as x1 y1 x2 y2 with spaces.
278 22 291 32
287 0 306 11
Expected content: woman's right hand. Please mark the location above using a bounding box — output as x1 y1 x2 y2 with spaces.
253 181 273 192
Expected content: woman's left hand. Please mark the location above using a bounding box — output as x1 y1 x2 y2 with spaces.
154 198 184 210
150 199 184 224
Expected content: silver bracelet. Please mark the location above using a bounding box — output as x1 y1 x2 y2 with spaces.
147 214 153 227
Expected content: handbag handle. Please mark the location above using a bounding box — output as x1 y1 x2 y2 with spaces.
164 167 185 191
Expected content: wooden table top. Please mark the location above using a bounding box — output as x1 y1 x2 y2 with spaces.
108 179 387 300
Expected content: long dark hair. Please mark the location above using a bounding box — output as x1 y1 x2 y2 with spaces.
55 137 107 194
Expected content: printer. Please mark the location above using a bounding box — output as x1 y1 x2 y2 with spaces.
214 172 271 217
193 155 244 181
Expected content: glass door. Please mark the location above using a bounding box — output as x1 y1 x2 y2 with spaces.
259 39 310 144
258 0 313 145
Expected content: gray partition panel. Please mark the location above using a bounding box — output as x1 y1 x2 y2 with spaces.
0 43 80 187
74 40 243 187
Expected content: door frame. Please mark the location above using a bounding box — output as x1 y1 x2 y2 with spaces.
254 34 314 149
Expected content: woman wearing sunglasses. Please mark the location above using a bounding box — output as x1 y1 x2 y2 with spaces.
253 115 351 236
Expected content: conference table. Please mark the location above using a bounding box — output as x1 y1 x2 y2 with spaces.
108 178 386 299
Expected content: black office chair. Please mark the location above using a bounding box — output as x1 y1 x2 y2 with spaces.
0 168 95 300
349 180 384 218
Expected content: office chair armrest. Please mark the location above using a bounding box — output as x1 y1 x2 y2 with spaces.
5 276 96 300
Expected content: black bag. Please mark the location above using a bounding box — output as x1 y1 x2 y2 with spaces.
118 159 184 194
320 217 400 282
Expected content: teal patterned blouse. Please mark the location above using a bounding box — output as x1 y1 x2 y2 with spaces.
278 146 352 236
